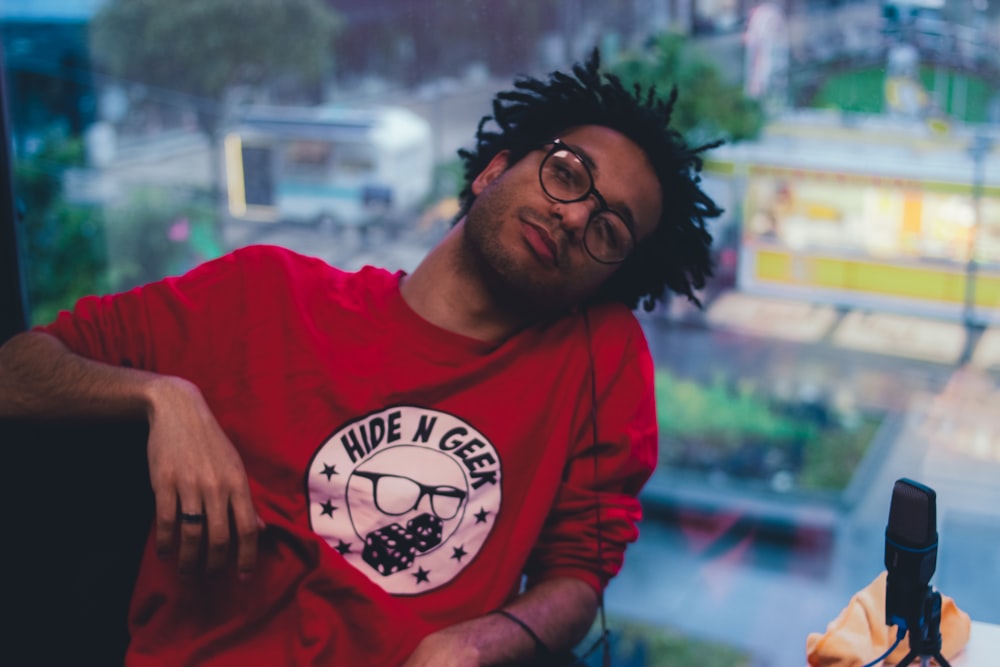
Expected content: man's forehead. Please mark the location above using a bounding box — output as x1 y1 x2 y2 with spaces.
555 126 656 179
555 125 662 235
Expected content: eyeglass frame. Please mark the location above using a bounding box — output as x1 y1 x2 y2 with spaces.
352 469 467 520
537 139 638 265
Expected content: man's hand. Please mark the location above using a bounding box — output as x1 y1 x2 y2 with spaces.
0 332 260 575
146 376 259 576
401 577 598 667
400 626 482 667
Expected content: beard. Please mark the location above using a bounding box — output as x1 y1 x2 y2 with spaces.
461 189 576 321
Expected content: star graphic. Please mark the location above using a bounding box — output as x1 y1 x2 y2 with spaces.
474 507 491 524
335 539 352 555
413 567 430 584
320 499 337 517
320 463 338 480
451 545 468 562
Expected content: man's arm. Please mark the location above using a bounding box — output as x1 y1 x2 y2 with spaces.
0 331 260 575
402 577 598 667
0 330 164 419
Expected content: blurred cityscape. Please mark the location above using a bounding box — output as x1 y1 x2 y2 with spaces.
3 1 1000 665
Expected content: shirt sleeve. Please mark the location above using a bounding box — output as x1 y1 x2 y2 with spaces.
523 309 658 594
36 248 252 371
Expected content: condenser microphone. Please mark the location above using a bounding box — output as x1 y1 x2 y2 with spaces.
884 478 938 629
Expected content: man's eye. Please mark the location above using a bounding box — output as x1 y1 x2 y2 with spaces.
552 163 576 184
593 216 621 248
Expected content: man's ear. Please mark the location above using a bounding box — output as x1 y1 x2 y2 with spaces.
471 150 510 196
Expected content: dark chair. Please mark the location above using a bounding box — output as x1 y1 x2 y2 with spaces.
4 418 153 665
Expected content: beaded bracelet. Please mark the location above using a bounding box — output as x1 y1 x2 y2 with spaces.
490 608 552 657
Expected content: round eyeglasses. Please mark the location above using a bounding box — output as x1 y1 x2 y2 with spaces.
538 139 637 264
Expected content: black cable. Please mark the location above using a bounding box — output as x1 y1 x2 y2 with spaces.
860 625 907 667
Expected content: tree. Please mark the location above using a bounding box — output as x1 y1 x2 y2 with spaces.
612 33 764 144
15 137 109 326
90 0 341 201
103 186 223 293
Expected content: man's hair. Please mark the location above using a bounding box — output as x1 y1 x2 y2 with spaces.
456 49 723 310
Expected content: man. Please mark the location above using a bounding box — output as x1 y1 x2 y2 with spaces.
0 51 720 665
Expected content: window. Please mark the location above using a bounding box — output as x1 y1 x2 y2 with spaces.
3 1 999 665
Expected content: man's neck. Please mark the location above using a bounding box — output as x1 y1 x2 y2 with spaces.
400 222 528 343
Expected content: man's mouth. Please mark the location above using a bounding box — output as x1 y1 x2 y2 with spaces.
521 218 559 267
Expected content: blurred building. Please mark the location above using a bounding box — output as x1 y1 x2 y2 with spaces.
0 0 103 153
706 110 1000 324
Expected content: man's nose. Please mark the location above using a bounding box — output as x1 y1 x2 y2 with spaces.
551 198 593 239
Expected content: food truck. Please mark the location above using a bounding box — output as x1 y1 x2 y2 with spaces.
223 104 434 232
703 110 1000 324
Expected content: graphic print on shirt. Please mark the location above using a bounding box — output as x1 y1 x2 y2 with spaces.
307 406 502 595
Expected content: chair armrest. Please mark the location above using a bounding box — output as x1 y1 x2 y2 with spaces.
3 418 153 663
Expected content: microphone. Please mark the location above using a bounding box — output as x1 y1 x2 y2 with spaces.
884 478 938 629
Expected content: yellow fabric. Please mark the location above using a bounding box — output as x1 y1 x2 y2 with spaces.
806 571 971 667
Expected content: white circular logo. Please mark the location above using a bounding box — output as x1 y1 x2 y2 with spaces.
307 406 502 595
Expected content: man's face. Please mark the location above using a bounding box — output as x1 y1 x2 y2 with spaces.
461 125 662 315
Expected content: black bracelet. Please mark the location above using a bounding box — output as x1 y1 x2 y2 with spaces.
490 609 551 657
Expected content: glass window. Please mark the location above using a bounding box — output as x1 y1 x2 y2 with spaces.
3 1 999 665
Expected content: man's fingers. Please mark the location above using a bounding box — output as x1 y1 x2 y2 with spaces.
176 490 205 574
229 488 260 576
154 490 179 558
203 495 231 574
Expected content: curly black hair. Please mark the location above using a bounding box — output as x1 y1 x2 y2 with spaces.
456 49 723 310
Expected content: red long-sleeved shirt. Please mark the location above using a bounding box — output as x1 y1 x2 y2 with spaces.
41 245 657 666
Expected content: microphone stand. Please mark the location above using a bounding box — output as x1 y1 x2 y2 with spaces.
895 586 951 667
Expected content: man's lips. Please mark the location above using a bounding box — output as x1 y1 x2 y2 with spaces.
522 219 559 267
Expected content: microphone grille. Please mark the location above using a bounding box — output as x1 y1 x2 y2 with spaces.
887 478 936 545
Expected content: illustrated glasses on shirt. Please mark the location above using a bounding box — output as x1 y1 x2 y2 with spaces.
352 470 467 520
538 139 638 264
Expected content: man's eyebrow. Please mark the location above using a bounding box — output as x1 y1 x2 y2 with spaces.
568 141 639 234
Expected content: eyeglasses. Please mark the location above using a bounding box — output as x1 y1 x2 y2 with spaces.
538 139 637 264
353 470 467 520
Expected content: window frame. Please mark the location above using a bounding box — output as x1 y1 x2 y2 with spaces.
0 42 27 344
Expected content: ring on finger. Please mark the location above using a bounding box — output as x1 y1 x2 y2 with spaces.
179 512 206 525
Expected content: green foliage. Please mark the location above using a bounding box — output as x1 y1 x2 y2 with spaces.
655 369 880 492
103 186 223 292
14 138 109 326
89 0 341 134
810 65 997 122
799 418 881 490
656 370 814 446
612 33 764 143
14 138 225 325
580 617 751 667
808 66 886 114
433 159 464 199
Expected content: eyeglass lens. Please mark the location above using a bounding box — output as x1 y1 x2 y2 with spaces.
539 147 634 263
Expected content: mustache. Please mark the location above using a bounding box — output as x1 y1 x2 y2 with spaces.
518 207 565 256
518 206 554 232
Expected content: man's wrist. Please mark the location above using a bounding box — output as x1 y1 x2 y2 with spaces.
488 609 551 659
144 374 200 421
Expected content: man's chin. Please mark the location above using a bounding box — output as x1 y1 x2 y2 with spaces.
462 218 574 318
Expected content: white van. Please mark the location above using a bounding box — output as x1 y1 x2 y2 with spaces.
223 105 434 232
